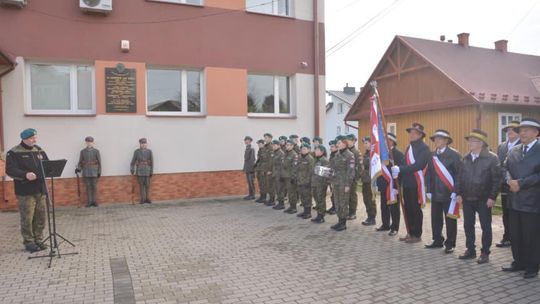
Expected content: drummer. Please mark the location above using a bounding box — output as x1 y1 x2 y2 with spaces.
311 146 330 223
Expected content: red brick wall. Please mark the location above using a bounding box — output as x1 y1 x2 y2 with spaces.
0 170 249 210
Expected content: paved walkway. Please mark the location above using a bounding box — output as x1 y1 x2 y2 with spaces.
0 196 539 304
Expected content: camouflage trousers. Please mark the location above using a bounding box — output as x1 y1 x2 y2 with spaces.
312 184 328 215
362 182 377 218
348 179 359 215
298 184 312 208
265 173 275 201
256 171 265 197
137 176 151 203
17 193 47 245
84 177 98 204
284 178 298 209
332 183 350 220
274 176 286 203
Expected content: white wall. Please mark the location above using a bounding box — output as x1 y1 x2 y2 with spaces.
2 58 324 178
325 95 358 141
294 0 324 23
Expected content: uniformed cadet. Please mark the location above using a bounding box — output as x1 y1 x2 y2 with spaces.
267 140 285 207
290 134 301 154
326 140 338 215
329 135 356 231
254 139 266 203
496 120 520 248
300 137 311 146
75 136 101 207
6 128 49 253
282 140 299 214
130 138 154 204
313 137 323 149
243 136 256 200
278 136 288 152
360 136 377 226
311 145 329 223
261 133 275 205
296 143 315 219
346 134 361 220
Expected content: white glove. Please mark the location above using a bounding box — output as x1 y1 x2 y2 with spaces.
391 166 400 178
426 193 432 201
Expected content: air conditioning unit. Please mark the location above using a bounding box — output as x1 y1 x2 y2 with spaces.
80 0 112 14
0 0 27 8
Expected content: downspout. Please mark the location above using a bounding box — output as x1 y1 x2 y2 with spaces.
313 0 320 136
0 58 16 205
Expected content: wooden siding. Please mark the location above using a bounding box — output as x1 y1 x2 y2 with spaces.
480 105 540 147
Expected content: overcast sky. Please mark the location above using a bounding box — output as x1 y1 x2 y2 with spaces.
324 0 540 93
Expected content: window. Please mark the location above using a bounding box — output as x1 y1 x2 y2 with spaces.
387 122 397 135
247 74 291 116
246 0 291 16
26 63 95 115
498 113 522 144
345 125 350 134
146 68 204 115
337 103 344 114
148 0 203 5
337 126 341 135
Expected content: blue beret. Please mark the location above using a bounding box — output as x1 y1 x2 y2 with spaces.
20 128 37 140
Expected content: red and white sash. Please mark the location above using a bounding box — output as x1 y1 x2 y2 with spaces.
406 147 426 206
432 155 460 219
382 165 397 204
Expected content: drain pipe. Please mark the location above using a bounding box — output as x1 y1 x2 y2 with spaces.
313 0 320 136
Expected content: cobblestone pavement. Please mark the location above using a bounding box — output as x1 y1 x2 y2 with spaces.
0 195 539 304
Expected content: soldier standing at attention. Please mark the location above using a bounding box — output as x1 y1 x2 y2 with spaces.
346 134 361 220
282 140 299 214
243 136 256 200
311 145 330 223
6 128 49 253
255 139 266 203
312 137 323 149
130 138 154 204
496 120 520 248
261 133 275 205
456 129 501 264
297 143 315 219
279 136 288 152
267 140 285 207
391 123 431 243
326 140 338 215
360 136 377 226
76 136 101 207
329 135 356 231
290 135 301 154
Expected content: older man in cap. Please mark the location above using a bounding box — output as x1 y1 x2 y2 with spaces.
243 136 256 200
425 129 462 253
391 123 431 243
6 128 49 253
130 138 154 204
496 120 521 248
455 129 501 264
503 118 540 278
76 136 102 207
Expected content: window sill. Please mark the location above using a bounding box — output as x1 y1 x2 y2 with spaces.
145 0 204 8
146 112 206 118
24 112 96 117
246 10 295 20
248 113 296 119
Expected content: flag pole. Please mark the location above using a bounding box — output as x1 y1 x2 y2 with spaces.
370 80 411 235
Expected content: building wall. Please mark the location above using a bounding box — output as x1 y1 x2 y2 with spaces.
325 97 357 140
480 105 540 147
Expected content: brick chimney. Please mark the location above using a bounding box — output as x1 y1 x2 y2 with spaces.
457 33 469 47
343 83 356 95
495 40 508 52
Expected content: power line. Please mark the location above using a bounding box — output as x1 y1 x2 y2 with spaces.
506 0 540 39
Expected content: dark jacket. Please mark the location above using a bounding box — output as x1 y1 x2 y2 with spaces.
376 146 405 191
505 141 540 214
398 139 431 189
455 148 501 202
497 140 520 191
426 147 462 202
243 144 256 173
6 142 49 196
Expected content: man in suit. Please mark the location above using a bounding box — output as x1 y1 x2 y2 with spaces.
502 118 540 279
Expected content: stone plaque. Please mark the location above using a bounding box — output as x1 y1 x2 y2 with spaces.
105 63 137 113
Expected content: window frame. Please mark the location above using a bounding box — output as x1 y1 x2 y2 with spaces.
498 112 522 144
245 0 294 18
25 61 96 116
247 74 294 118
387 122 397 136
146 0 204 7
145 67 206 117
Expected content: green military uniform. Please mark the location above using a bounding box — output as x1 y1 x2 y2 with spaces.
360 148 377 224
348 145 361 218
254 140 266 202
297 149 315 218
77 143 101 207
312 154 329 218
130 145 153 204
329 142 356 230
261 142 274 203
283 148 299 213
271 146 285 207
5 128 49 252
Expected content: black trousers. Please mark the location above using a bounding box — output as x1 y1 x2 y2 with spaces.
245 172 255 197
379 190 400 231
500 191 511 242
402 187 423 238
431 199 457 248
509 209 540 273
463 200 492 254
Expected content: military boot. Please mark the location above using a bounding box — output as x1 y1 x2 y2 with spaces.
311 214 325 223
327 206 336 215
255 195 265 203
334 218 347 231
264 199 275 207
273 201 285 210
301 207 312 219
284 207 297 214
361 217 376 226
